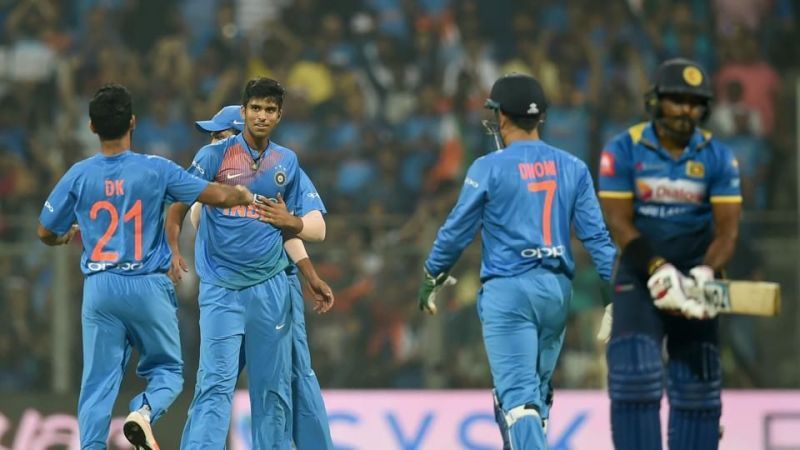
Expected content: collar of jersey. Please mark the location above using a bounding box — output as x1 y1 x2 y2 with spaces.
99 149 131 160
639 122 713 161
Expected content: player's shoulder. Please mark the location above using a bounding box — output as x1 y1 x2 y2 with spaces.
699 129 734 155
607 122 652 151
60 156 97 181
199 136 236 156
269 140 298 159
268 140 300 167
537 141 590 173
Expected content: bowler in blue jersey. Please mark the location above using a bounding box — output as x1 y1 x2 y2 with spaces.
166 78 329 450
418 74 616 449
176 104 336 450
37 84 256 450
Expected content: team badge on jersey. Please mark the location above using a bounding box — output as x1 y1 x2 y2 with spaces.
686 161 705 178
275 170 286 186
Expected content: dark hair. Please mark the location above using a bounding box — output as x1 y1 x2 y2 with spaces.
89 84 133 140
507 114 542 133
241 77 286 109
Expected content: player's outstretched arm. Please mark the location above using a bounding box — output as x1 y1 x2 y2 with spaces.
37 223 79 247
285 237 334 313
197 183 255 208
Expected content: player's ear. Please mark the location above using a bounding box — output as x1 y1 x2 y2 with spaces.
89 120 96 135
497 111 508 131
130 115 136 130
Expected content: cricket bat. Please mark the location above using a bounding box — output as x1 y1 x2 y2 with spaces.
690 280 781 317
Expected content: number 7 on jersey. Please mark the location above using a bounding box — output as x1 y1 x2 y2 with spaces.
528 180 556 246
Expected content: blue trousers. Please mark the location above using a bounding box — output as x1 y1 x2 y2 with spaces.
287 274 334 450
181 271 293 450
478 269 572 449
79 272 183 450
608 265 721 450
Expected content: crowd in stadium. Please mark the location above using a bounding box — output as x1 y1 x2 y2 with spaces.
0 0 797 391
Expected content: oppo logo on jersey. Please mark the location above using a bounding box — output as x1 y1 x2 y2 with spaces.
636 177 705 204
520 245 566 259
87 262 144 272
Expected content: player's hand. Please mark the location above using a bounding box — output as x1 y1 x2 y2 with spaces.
254 193 303 233
648 264 714 319
596 304 613 343
684 265 719 319
307 276 335 314
168 252 189 284
417 268 457 315
57 224 80 245
688 265 714 286
647 263 693 313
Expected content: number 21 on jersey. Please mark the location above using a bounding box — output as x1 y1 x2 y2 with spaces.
89 200 143 262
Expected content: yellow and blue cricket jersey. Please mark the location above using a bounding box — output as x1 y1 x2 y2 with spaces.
189 134 304 289
598 122 742 265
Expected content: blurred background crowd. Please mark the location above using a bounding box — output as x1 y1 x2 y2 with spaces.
1 0 799 395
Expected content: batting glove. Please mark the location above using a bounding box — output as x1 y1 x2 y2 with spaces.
417 268 457 315
684 265 719 319
647 263 694 313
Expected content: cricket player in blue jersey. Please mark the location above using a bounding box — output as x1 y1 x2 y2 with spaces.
598 58 742 450
37 84 256 450
174 104 335 450
165 78 329 449
418 74 616 449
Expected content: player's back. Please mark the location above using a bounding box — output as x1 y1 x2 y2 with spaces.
54 151 202 276
478 140 594 280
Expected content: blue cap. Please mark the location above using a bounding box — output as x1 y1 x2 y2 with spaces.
195 105 244 132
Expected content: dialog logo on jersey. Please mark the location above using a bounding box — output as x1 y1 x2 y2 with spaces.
636 177 706 204
520 245 566 259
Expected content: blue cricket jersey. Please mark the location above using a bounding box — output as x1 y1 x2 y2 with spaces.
425 140 616 282
598 122 742 265
189 134 305 289
39 151 208 276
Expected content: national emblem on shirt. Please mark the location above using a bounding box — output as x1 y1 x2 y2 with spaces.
686 161 705 178
275 170 286 186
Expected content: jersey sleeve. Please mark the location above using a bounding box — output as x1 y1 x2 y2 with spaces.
281 155 304 215
39 166 79 235
294 168 326 216
597 138 635 200
188 144 223 181
157 156 209 205
424 158 488 276
709 144 742 204
573 163 617 281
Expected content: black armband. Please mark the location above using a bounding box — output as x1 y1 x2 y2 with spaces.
620 237 667 278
